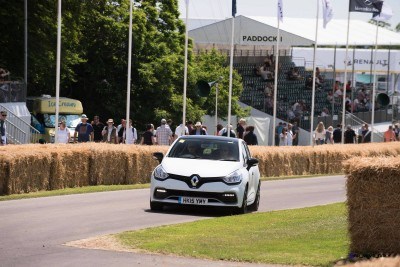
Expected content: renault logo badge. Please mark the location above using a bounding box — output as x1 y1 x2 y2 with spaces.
191 175 200 187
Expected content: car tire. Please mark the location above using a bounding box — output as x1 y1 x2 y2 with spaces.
235 186 248 215
150 200 163 211
249 182 260 212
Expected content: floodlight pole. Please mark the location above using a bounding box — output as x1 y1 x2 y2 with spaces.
54 0 62 143
215 82 219 135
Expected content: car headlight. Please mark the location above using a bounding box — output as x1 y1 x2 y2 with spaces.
223 170 242 184
153 165 169 180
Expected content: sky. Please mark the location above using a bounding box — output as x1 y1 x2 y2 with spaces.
178 0 400 30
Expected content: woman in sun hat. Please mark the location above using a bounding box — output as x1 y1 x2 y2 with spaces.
190 121 206 135
102 118 118 144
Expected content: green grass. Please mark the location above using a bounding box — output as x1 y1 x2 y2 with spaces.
116 203 349 266
0 184 149 201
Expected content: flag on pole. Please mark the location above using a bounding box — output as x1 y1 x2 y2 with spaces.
277 0 283 23
322 0 333 28
349 0 382 13
232 0 237 17
373 2 393 21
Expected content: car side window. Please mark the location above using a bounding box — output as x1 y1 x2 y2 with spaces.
243 142 251 158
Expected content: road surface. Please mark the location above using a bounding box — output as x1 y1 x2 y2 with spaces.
0 175 346 267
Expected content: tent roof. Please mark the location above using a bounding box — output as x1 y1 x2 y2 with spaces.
188 15 400 46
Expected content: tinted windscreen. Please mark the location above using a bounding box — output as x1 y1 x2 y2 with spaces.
43 114 80 128
168 138 239 161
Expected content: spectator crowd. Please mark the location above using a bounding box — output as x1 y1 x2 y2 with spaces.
56 114 259 146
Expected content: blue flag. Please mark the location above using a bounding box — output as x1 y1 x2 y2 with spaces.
232 0 237 17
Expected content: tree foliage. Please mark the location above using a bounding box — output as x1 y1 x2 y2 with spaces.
0 0 246 130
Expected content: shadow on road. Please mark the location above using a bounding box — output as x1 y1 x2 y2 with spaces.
144 205 238 217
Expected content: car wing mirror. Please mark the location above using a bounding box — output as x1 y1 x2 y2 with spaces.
247 157 259 171
153 152 164 164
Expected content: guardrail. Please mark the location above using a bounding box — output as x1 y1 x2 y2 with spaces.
0 104 41 144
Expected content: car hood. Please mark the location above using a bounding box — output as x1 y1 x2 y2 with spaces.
162 157 241 177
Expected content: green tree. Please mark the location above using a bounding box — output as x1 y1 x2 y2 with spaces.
0 0 24 79
188 50 248 121
0 0 247 131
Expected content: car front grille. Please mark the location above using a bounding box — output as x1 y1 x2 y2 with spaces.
162 173 240 188
153 188 238 204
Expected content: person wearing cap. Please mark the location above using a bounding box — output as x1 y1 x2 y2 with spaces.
190 121 206 135
74 114 94 143
0 110 7 145
102 119 118 144
91 115 104 143
156 118 172 145
56 120 70 144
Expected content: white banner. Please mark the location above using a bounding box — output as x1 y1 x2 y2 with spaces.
292 47 400 73
277 0 283 23
322 0 333 28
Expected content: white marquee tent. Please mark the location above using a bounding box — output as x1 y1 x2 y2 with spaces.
189 15 400 46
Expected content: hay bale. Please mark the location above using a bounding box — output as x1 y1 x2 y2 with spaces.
89 144 127 185
7 151 52 194
338 256 400 267
125 152 140 184
0 155 10 195
345 157 400 255
49 146 91 189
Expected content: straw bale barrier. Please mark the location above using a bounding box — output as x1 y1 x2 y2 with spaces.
1 142 400 195
339 256 400 267
344 157 400 255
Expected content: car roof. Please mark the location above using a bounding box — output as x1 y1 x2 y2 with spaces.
177 135 239 143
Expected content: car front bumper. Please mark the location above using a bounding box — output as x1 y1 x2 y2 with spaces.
150 177 245 208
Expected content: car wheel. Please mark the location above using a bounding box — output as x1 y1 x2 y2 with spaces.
249 182 260 212
150 200 163 211
235 186 248 215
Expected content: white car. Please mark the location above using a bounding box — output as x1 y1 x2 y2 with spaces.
150 135 261 214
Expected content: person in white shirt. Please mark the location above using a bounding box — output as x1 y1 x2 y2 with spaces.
314 122 326 145
320 107 330 117
124 119 137 144
287 123 294 146
57 120 70 144
174 123 188 139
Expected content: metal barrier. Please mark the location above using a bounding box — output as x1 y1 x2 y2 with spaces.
0 104 41 144
340 111 384 141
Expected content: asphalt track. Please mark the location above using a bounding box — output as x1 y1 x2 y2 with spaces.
0 175 346 267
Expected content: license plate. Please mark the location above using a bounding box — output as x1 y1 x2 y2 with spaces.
178 197 208 205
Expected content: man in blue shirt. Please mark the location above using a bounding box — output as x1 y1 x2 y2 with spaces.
74 114 94 143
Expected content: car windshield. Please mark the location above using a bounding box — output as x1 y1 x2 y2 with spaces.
168 138 239 161
43 114 81 128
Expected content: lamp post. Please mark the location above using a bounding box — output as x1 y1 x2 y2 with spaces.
215 82 219 135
